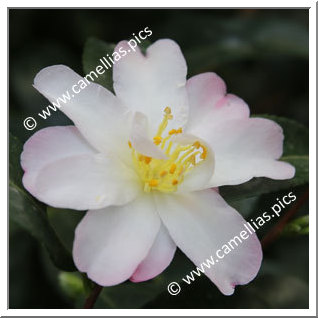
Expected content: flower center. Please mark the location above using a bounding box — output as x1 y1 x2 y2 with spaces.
129 107 208 193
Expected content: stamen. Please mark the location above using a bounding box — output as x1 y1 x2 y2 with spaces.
164 107 171 114
129 106 208 193
153 136 162 145
160 170 168 177
156 107 173 137
169 163 177 174
169 127 183 135
177 147 196 164
161 135 172 149
165 141 173 155
188 154 197 165
149 179 159 187
144 156 152 164
201 145 207 159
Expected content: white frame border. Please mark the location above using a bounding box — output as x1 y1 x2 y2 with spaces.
3 1 316 316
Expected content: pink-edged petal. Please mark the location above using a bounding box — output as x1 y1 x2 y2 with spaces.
184 73 293 186
25 153 140 210
130 112 167 159
113 39 189 133
185 73 249 135
33 65 131 158
73 194 161 286
155 189 263 295
130 223 176 283
21 126 96 189
204 117 295 187
187 72 226 113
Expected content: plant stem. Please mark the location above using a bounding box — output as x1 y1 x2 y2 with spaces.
84 284 103 309
261 189 309 248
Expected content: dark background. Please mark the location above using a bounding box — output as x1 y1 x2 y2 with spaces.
9 9 309 309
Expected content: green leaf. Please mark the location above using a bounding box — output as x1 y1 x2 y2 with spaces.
220 115 308 202
59 272 85 299
281 155 309 184
138 39 152 54
9 133 75 271
282 215 309 236
82 37 115 91
47 207 84 252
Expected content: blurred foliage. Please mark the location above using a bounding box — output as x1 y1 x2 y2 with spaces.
282 215 309 236
59 272 85 299
9 9 309 309
82 38 115 90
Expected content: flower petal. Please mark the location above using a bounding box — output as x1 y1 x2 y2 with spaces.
21 126 96 190
130 223 176 283
33 65 130 158
24 154 140 210
113 39 189 133
204 118 295 187
185 72 249 135
130 112 167 159
185 73 293 186
73 194 161 286
155 190 263 295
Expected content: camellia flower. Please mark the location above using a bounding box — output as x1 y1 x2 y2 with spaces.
21 39 295 295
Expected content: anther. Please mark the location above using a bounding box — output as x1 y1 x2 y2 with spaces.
148 179 159 187
172 179 178 185
164 107 171 114
169 163 177 174
153 136 162 145
169 127 183 135
144 156 152 164
200 151 207 159
160 170 168 177
176 127 183 134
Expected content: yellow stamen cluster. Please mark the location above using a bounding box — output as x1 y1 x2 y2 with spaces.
129 107 208 193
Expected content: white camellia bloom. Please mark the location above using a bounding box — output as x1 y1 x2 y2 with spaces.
21 39 295 295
